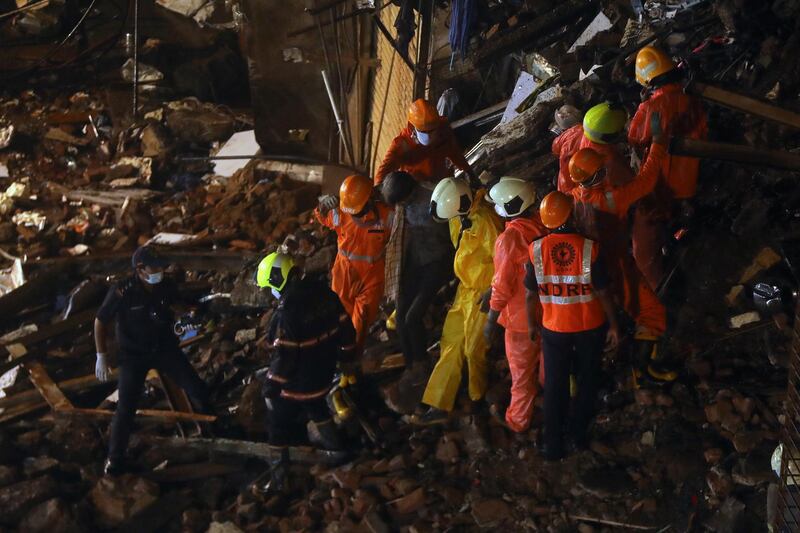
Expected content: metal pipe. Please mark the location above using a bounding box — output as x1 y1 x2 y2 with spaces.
331 5 355 167
322 69 355 168
132 0 139 120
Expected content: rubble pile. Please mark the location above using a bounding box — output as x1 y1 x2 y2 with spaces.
1 0 800 531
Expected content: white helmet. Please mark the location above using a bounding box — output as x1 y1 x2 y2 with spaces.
554 104 583 131
430 177 473 221
489 177 536 218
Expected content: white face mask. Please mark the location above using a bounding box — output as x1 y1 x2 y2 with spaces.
143 271 163 285
271 288 281 299
415 130 432 146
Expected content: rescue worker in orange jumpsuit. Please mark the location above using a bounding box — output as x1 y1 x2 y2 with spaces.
551 105 584 194
568 112 674 383
315 175 393 355
375 99 477 185
553 102 635 195
628 45 708 291
484 177 549 433
526 192 619 461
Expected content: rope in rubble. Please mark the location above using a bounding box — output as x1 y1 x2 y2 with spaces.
448 0 476 62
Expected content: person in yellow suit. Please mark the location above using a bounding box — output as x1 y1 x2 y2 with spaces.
414 177 502 424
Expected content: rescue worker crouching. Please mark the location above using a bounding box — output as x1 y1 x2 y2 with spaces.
484 177 549 433
256 252 357 495
315 175 393 356
526 192 620 461
568 112 675 383
414 178 502 425
94 246 210 476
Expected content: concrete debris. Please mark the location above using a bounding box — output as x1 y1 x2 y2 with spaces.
121 59 165 84
89 475 159 528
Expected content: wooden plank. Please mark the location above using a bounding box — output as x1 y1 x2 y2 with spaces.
692 81 800 130
24 362 73 411
670 137 800 171
64 407 217 423
6 343 73 411
145 462 242 483
149 436 349 465
0 371 117 410
1 307 97 347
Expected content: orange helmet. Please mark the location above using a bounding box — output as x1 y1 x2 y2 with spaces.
569 148 605 184
407 99 441 132
339 175 372 215
540 191 573 229
635 46 676 86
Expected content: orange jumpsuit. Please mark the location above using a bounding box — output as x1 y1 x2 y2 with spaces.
569 143 668 335
552 125 584 194
314 203 393 352
375 123 471 185
628 82 708 290
553 125 635 194
490 215 549 433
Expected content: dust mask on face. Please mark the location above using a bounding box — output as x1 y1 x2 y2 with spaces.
271 288 281 299
144 271 163 285
415 129 432 146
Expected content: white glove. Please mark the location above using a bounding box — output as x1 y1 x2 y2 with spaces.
95 353 111 382
318 195 338 214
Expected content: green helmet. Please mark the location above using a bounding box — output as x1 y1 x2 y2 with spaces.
583 102 627 144
256 252 295 292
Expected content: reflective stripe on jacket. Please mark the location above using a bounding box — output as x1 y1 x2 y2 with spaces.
530 233 606 333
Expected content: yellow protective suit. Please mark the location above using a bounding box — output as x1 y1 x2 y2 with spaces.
422 193 502 411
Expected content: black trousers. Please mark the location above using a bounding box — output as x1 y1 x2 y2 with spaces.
396 259 450 366
108 349 209 462
541 324 607 455
267 396 330 447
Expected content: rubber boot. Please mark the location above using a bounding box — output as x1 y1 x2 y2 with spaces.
634 334 677 384
259 447 289 495
315 419 345 451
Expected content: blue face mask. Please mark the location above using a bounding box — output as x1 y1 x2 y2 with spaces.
271 288 281 299
143 271 163 285
415 130 432 146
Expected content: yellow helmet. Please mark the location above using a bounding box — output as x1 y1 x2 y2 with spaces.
583 102 627 144
256 252 295 292
635 46 676 86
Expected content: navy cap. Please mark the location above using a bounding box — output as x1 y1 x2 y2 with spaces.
132 246 169 270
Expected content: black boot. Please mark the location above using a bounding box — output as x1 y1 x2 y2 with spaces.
315 419 345 451
259 447 289 495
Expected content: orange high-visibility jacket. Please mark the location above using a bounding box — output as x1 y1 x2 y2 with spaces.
375 123 471 185
529 233 606 333
490 215 549 332
569 143 667 218
628 83 708 199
